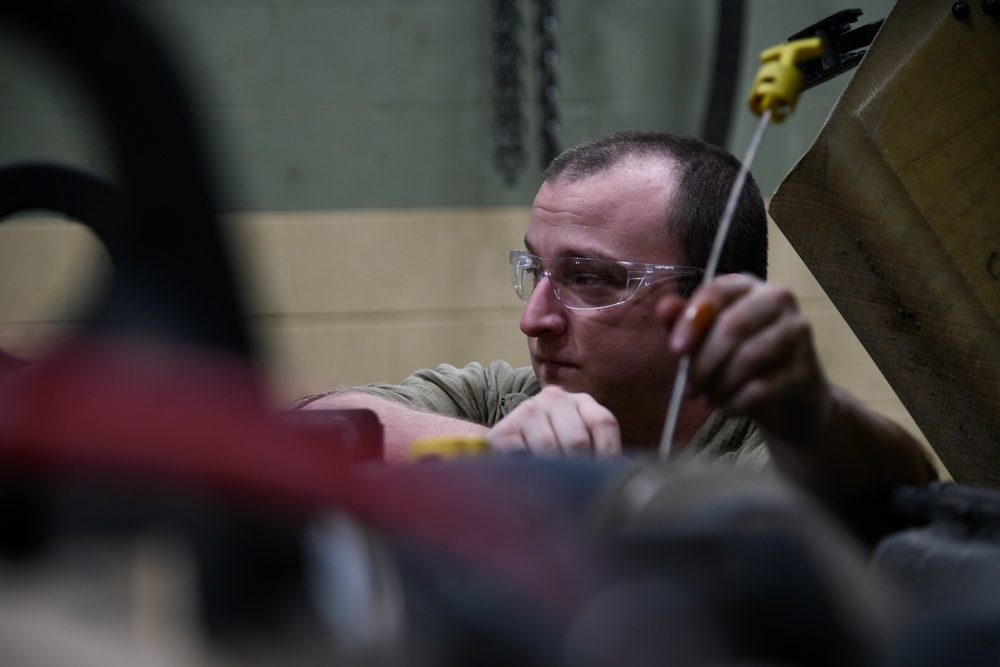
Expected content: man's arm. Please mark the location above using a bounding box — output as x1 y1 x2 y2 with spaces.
762 384 937 543
302 391 488 463
303 386 623 462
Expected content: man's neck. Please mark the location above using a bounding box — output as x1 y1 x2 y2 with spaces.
620 396 714 452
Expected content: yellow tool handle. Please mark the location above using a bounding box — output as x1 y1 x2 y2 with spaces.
748 37 825 121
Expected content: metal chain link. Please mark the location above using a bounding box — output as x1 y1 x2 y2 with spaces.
535 0 559 170
491 0 525 185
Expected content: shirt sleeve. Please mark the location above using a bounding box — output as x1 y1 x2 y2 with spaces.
291 360 539 428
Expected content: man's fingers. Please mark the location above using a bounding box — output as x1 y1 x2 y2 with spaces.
669 274 755 355
577 397 622 456
487 386 621 458
691 304 794 401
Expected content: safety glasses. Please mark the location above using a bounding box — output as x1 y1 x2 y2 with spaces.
509 249 704 310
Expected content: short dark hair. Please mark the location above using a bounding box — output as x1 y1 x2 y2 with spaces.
543 131 768 294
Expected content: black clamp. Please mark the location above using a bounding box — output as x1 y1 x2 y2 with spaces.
787 8 885 91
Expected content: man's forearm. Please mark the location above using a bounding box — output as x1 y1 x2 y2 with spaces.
764 385 937 544
302 391 489 463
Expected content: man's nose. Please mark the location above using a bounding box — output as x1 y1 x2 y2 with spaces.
520 275 567 337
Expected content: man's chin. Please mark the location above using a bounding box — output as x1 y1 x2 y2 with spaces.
536 368 588 395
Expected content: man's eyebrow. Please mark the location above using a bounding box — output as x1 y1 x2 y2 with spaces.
523 238 617 261
524 237 618 262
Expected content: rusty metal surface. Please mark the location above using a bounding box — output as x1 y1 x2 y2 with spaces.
770 0 1000 486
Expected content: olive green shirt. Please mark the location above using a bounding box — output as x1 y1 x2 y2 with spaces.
293 360 771 473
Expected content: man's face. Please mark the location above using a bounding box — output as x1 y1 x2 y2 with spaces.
520 156 686 442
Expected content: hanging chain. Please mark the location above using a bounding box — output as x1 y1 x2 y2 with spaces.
491 0 560 185
536 0 559 170
491 0 525 185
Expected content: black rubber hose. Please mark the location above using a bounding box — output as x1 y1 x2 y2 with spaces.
0 0 255 358
702 0 746 149
0 161 128 262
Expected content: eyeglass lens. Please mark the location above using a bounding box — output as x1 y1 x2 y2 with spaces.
518 256 632 308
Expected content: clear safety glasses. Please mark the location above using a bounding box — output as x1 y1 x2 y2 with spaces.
509 249 705 310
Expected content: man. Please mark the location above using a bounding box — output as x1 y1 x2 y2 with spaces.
296 131 935 520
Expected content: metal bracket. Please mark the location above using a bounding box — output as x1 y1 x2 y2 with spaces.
788 8 884 90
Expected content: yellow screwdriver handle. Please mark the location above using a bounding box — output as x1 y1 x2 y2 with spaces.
748 37 825 122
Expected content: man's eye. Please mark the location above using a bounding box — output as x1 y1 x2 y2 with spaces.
572 272 611 286
566 270 623 290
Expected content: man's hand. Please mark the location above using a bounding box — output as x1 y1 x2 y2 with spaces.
657 272 834 446
487 385 622 458
657 273 937 544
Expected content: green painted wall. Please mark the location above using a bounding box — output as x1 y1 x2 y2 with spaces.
0 0 897 211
